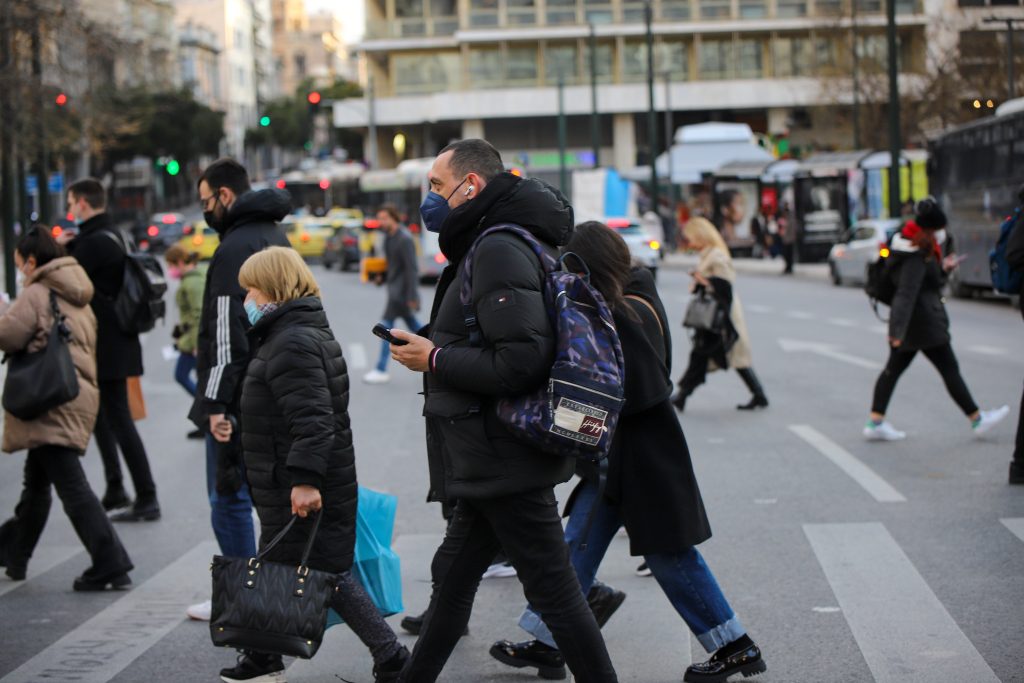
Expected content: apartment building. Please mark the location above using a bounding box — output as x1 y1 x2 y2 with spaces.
272 0 356 96
79 0 178 89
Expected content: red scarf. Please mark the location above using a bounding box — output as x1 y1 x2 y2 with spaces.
902 221 941 261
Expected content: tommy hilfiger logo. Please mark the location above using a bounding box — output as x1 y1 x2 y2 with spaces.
551 397 608 446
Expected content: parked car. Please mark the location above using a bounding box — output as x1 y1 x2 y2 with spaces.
284 217 332 259
418 229 446 283
323 224 361 271
605 217 661 278
827 218 903 286
175 219 220 260
133 212 192 253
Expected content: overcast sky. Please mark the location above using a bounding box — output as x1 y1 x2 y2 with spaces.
307 0 366 44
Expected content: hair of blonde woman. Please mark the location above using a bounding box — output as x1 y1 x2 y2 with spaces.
684 217 731 259
238 246 322 302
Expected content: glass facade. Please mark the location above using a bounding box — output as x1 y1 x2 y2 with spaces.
393 51 461 94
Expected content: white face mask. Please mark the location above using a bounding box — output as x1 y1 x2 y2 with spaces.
15 269 25 290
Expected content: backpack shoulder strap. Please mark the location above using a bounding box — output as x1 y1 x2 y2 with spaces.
97 228 130 254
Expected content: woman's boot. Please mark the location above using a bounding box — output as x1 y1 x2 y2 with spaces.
736 368 769 410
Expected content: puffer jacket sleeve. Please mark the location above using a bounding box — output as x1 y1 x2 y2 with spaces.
265 333 334 490
889 256 925 343
433 235 553 396
201 247 252 414
0 286 43 353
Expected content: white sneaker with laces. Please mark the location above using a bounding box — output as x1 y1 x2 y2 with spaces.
973 405 1010 435
363 370 390 385
863 420 906 441
186 599 212 621
481 561 517 579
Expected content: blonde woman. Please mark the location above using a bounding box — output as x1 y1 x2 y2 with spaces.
673 217 768 412
215 247 407 682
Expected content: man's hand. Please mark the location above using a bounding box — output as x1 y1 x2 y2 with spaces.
55 231 74 246
291 485 322 518
390 328 434 372
209 413 232 443
889 337 903 348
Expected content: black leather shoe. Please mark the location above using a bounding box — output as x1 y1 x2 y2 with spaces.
373 645 409 681
489 639 566 680
684 641 766 682
101 486 132 511
399 610 468 636
1010 461 1024 485
587 581 626 628
110 499 161 522
5 566 26 581
219 651 285 682
72 571 131 592
736 395 768 411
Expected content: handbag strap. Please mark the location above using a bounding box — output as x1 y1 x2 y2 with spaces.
624 294 663 339
255 509 322 568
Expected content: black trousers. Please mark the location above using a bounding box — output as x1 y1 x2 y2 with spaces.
6 445 133 577
871 343 978 416
94 378 157 500
402 489 617 683
782 242 794 273
1013 379 1024 467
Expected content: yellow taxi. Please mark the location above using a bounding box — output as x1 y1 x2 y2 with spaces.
285 218 333 259
176 220 220 260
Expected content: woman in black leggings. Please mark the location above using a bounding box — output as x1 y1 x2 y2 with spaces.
864 199 1009 441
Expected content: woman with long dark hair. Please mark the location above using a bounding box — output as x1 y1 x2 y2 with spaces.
490 222 766 683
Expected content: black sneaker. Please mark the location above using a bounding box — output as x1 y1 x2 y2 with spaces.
101 485 132 511
489 639 566 680
372 645 409 681
635 561 652 577
72 571 131 591
109 498 161 522
587 581 626 628
219 652 286 683
684 638 766 683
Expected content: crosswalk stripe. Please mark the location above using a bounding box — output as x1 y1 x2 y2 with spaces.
1001 518 1024 544
827 317 857 327
789 425 906 503
348 342 368 370
786 310 814 320
0 546 82 598
804 523 999 683
0 541 217 683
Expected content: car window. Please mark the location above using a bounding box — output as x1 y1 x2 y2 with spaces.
614 226 644 236
852 226 877 241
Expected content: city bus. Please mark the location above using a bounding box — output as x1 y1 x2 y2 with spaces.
929 98 1024 297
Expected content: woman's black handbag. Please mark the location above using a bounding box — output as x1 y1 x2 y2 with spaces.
210 511 337 659
2 291 80 420
682 290 724 332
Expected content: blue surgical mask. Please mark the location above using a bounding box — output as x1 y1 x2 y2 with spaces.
244 300 263 326
419 191 450 234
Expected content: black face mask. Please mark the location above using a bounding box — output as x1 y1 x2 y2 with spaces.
203 197 226 233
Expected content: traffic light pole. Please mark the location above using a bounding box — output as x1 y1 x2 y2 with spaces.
31 20 49 224
645 1 660 218
885 0 901 218
589 23 600 168
0 2 17 296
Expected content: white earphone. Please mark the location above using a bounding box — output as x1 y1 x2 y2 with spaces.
465 186 474 196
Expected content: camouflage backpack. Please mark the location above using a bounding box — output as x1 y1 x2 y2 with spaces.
460 224 626 463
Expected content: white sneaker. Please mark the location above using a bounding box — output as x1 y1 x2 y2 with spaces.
481 561 517 579
635 561 653 577
973 405 1010 435
863 420 906 441
363 370 390 385
186 599 212 621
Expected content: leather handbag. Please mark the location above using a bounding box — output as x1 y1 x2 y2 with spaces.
682 290 723 332
2 290 80 420
210 511 337 659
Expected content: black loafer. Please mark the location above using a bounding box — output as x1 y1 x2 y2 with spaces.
109 499 160 522
73 571 131 592
489 639 566 680
587 581 626 628
101 486 132 511
399 610 468 636
684 641 766 682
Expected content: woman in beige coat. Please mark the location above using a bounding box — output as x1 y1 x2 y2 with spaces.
0 226 133 590
673 217 769 412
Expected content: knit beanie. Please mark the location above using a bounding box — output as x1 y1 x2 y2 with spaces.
915 197 947 230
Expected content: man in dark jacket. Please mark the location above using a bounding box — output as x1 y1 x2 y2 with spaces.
390 139 617 682
185 159 291 620
1006 187 1024 485
65 178 160 521
364 203 420 384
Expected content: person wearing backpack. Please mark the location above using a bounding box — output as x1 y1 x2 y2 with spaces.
388 139 618 682
490 222 767 683
65 178 160 521
863 198 1009 441
1006 188 1024 485
0 226 133 590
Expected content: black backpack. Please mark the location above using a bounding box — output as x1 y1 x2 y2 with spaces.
100 230 167 334
864 234 898 318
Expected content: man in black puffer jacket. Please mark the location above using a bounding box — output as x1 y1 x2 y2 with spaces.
391 139 618 682
1006 187 1024 484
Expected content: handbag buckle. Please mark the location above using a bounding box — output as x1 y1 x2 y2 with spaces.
247 558 260 570
296 565 309 577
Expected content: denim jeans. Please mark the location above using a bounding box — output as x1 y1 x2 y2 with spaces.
518 478 745 654
174 352 197 397
204 434 256 558
375 315 422 372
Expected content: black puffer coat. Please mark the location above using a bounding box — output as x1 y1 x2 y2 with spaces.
888 231 951 350
240 298 356 573
424 173 575 502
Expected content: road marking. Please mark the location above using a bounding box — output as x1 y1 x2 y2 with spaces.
869 324 887 335
827 317 857 327
778 338 883 370
347 342 368 370
804 523 999 683
967 345 1007 356
1001 518 1024 543
0 541 217 683
0 545 81 598
746 304 774 314
789 425 906 503
812 606 841 613
786 310 814 320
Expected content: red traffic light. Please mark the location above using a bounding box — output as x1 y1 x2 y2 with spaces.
275 179 286 189
307 92 322 105
318 179 330 190
55 93 68 106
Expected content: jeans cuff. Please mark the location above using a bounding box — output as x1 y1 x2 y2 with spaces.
696 614 746 653
517 608 557 649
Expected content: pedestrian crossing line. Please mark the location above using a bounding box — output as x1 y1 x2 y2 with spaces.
967 345 1007 357
746 304 774 314
348 342 368 370
789 425 906 503
0 541 217 683
1001 518 1024 544
786 310 814 320
804 523 999 683
0 545 82 598
827 317 857 327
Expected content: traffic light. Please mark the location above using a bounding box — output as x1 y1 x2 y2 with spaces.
307 91 321 106
259 115 271 127
55 93 68 107
166 160 180 176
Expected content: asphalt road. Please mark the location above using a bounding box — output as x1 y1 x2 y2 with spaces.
0 254 1022 683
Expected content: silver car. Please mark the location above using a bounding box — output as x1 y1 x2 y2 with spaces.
604 217 661 277
827 218 903 286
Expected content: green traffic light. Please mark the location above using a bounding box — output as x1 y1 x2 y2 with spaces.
260 115 271 127
166 160 180 176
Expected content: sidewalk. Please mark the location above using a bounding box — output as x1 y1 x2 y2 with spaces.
662 251 830 282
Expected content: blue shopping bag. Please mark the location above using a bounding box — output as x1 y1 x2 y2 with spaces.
327 487 403 627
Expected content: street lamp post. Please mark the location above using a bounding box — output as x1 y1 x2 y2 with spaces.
662 70 677 249
558 72 569 196
885 0 901 218
367 75 378 169
589 23 600 167
645 1 660 217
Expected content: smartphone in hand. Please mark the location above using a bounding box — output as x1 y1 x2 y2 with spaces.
372 323 409 346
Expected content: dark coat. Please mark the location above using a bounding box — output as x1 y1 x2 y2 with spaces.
383 227 419 320
1007 211 1024 319
66 213 142 381
423 174 575 502
240 297 357 573
888 233 951 350
570 269 712 555
190 189 291 425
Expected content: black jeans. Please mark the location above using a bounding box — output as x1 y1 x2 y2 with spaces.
6 445 133 577
402 489 617 683
871 343 979 416
94 379 157 500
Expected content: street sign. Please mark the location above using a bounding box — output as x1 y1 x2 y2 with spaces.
48 173 64 194
24 176 38 196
